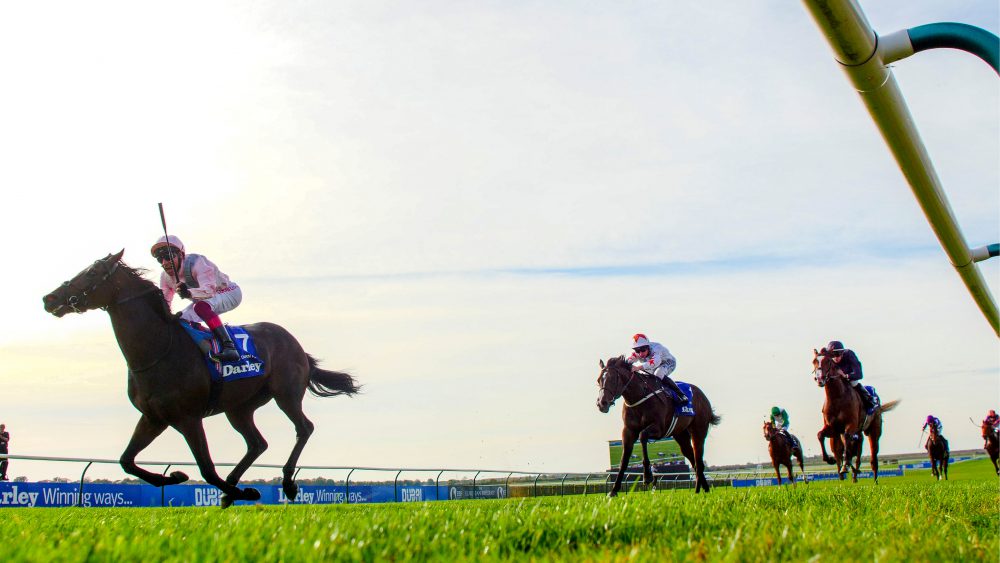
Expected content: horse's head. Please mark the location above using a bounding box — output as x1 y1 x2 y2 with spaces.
982 420 997 441
596 356 633 413
43 250 125 317
763 421 775 440
812 348 840 387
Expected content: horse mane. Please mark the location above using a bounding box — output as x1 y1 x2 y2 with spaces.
607 355 630 370
116 261 173 322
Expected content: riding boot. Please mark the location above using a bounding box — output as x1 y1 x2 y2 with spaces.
210 325 241 363
853 382 874 410
660 376 689 404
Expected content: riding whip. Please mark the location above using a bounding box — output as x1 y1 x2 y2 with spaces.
157 203 177 268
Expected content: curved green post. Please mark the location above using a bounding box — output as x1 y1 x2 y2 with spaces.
908 23 999 73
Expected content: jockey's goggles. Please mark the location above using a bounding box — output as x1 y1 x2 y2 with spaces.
633 345 650 355
154 247 180 262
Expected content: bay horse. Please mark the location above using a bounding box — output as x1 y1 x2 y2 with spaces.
43 251 359 507
812 348 899 483
925 425 949 480
982 420 999 475
763 421 805 485
596 356 720 496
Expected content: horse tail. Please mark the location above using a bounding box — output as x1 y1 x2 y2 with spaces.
306 354 360 398
878 399 901 414
709 411 721 426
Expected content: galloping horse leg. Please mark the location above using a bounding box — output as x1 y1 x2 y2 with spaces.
174 417 259 508
273 393 315 502
786 459 795 485
867 422 880 484
772 457 782 486
691 428 711 493
608 427 638 497
672 430 699 491
638 428 655 486
221 407 269 500
817 427 835 465
119 415 189 487
796 449 807 484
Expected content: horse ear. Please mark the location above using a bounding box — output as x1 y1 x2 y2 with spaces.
599 359 605 369
111 249 124 262
813 348 819 357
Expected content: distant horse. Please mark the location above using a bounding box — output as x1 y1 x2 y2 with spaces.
982 420 999 475
763 421 805 485
43 251 359 507
925 425 949 481
812 348 899 483
596 356 720 496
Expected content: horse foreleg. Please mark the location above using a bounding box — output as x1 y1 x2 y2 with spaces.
772 458 782 486
223 407 269 487
120 415 188 487
174 418 259 508
609 427 638 498
786 460 795 486
817 427 835 465
638 429 655 486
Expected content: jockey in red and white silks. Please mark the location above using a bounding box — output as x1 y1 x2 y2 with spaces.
627 333 688 404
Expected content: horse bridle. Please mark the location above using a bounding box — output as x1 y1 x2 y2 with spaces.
49 257 120 315
599 365 639 407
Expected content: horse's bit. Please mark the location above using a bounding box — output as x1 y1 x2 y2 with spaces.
49 257 120 315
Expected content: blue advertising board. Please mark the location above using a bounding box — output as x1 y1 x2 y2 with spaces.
731 468 904 488
0 482 506 508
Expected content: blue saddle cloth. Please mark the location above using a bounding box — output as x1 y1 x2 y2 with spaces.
179 321 265 382
673 382 696 417
865 385 881 415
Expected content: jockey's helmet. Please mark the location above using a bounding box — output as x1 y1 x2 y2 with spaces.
632 334 650 349
926 415 935 424
771 406 781 416
990 410 997 417
151 235 185 260
826 340 845 353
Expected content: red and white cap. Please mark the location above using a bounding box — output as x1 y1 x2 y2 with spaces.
151 235 185 257
631 333 650 349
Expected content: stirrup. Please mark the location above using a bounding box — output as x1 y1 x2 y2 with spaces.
211 344 240 363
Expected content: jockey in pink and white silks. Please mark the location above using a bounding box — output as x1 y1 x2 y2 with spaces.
151 235 242 363
627 333 689 405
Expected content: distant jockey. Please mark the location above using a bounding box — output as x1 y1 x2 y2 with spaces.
826 340 874 410
627 333 688 405
984 410 999 448
770 406 800 450
151 235 241 363
923 415 943 450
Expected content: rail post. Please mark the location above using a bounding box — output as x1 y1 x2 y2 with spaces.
472 471 481 500
505 472 513 498
393 469 403 502
560 474 568 496
344 468 355 505
583 473 591 495
77 461 92 507
160 464 172 507
435 470 445 501
532 473 541 497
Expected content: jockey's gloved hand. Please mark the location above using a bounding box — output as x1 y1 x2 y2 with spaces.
177 283 192 299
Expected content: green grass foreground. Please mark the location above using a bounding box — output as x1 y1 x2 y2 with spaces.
1 460 996 562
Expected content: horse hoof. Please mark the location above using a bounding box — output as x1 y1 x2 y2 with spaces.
168 471 189 485
220 494 234 509
282 481 299 501
242 487 261 501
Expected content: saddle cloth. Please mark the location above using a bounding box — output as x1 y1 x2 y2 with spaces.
864 385 881 415
179 321 265 382
673 382 696 417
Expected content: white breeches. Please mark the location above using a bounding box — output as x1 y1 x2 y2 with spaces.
652 361 676 380
179 285 242 323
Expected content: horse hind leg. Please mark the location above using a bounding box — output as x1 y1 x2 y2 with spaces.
273 391 315 502
690 428 711 493
175 417 258 508
120 415 188 487
673 431 700 492
222 407 269 488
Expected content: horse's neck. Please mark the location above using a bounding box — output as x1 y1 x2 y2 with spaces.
107 281 173 369
620 373 657 405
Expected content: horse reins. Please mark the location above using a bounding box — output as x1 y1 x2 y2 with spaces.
601 367 665 408
49 258 120 315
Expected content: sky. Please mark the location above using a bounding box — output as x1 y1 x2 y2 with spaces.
0 0 997 483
